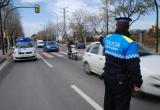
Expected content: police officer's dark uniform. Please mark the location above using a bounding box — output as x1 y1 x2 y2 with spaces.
99 17 143 110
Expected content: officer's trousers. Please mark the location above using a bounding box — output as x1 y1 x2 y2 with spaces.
104 77 132 110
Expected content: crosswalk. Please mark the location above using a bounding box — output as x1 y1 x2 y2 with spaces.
37 49 85 60
38 51 67 59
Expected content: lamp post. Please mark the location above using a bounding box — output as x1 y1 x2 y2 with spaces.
3 4 40 54
154 0 159 53
56 15 59 42
105 0 109 35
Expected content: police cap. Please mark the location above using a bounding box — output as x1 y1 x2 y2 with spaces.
115 17 132 23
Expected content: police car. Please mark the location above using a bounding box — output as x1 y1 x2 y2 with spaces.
13 37 37 61
83 42 160 96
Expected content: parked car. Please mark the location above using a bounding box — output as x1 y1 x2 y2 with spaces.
83 42 160 96
13 37 37 61
75 41 86 49
43 41 59 52
37 40 44 48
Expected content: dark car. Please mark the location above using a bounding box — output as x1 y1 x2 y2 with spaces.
75 41 85 49
43 41 59 52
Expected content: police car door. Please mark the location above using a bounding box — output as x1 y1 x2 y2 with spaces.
90 43 101 75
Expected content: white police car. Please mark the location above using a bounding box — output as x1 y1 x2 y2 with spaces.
83 42 160 96
13 37 37 61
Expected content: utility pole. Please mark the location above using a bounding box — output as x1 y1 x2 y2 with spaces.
105 0 109 35
154 0 159 53
61 7 67 44
63 8 67 37
56 15 59 42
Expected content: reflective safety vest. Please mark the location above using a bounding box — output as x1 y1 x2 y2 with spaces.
103 34 139 60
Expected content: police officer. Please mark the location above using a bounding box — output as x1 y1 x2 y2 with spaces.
99 17 143 110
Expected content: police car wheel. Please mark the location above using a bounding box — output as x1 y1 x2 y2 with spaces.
84 63 92 75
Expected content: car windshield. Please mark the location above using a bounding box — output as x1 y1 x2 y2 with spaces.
16 42 33 48
46 41 56 45
137 44 152 56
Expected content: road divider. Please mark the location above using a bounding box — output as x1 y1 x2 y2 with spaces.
71 85 103 110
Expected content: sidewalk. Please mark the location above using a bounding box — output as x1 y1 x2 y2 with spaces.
0 49 13 64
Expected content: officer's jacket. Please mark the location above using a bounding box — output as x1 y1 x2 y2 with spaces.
99 34 143 87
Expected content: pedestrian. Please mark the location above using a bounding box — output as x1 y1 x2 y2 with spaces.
99 17 143 110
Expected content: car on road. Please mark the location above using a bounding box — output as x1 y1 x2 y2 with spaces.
43 41 59 52
37 40 44 48
83 42 160 96
13 37 37 61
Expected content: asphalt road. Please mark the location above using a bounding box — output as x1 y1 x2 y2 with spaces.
0 48 159 110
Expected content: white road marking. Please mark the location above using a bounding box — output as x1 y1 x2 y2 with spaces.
38 54 53 68
59 51 67 55
42 53 54 58
51 52 64 58
0 61 8 71
37 54 41 59
71 85 103 110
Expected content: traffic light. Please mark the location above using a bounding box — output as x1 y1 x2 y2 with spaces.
152 25 156 33
35 4 40 13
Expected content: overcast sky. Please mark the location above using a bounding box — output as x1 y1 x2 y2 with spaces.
15 0 158 37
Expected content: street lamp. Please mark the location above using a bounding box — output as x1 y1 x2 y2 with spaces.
105 0 109 35
154 0 159 53
3 4 40 54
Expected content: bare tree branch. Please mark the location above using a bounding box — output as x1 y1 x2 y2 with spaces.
0 0 11 7
103 0 155 26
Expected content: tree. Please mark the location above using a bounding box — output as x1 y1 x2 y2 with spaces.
101 0 156 25
45 21 57 41
70 9 88 43
85 14 104 35
35 20 58 41
2 4 24 46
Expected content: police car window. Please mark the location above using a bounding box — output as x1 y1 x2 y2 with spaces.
86 44 93 52
91 43 100 54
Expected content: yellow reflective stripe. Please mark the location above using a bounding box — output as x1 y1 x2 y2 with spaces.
122 35 133 43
